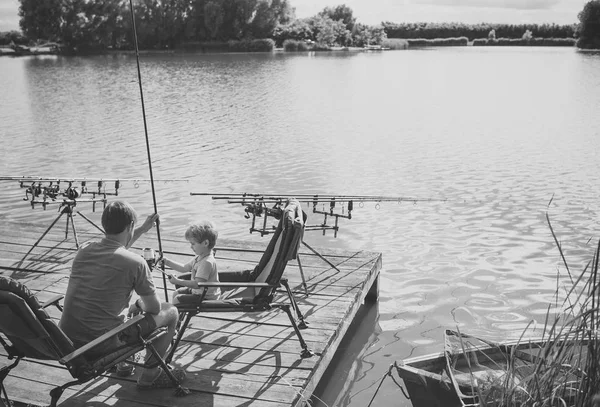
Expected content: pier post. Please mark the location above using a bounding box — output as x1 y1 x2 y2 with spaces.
365 274 379 303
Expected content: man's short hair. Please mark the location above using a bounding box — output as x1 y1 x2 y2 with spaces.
185 221 218 249
102 201 138 235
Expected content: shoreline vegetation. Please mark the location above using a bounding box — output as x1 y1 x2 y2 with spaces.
0 35 582 57
2 0 599 56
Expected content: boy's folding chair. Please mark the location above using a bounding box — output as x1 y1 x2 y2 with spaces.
166 198 314 363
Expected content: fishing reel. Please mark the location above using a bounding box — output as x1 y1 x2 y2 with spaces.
18 179 119 211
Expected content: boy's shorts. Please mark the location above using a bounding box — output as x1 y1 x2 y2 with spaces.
174 287 205 305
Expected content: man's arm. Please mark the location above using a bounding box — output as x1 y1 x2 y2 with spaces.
128 292 161 316
127 213 159 249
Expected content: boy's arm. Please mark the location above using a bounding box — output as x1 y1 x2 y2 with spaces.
168 276 207 289
163 257 192 273
168 261 210 288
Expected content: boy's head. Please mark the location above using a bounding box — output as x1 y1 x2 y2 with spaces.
185 221 218 249
102 201 138 235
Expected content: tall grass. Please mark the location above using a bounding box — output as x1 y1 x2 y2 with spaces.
455 216 600 406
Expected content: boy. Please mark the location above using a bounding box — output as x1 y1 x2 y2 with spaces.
163 221 221 304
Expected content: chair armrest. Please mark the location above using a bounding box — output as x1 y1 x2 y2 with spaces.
195 282 273 288
41 294 64 309
59 314 145 365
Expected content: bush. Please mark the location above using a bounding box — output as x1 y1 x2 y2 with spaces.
407 37 468 47
381 38 408 49
472 37 575 46
227 38 275 52
311 42 332 51
0 31 28 46
283 39 299 51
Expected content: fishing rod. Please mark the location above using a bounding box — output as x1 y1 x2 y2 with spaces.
129 0 168 302
0 176 188 183
195 192 444 201
191 192 446 237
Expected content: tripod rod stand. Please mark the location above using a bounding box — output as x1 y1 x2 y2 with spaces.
26 202 104 258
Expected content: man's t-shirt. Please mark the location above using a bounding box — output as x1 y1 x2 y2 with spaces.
59 238 156 348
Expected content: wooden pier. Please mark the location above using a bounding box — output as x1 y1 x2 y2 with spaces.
0 218 381 407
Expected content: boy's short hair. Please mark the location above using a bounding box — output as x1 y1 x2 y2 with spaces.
102 201 138 235
185 221 218 249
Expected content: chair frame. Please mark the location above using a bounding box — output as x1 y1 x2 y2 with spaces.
0 282 188 407
165 277 313 364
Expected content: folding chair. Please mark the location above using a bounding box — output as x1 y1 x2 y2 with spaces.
166 198 314 363
0 276 187 407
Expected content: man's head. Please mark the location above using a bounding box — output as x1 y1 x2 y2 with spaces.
102 201 138 235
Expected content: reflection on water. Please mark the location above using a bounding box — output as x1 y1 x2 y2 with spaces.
1 48 600 406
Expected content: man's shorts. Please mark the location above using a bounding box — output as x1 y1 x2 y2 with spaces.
118 313 158 344
80 313 158 358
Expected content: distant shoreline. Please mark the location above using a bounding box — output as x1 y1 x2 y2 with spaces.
0 38 581 58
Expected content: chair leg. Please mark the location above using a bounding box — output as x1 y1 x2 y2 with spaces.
144 340 190 396
280 278 308 329
49 378 81 407
277 304 314 358
165 311 194 365
0 358 20 406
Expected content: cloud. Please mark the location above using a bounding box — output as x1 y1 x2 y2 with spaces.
409 0 562 10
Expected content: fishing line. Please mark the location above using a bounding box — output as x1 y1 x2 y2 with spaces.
128 0 168 301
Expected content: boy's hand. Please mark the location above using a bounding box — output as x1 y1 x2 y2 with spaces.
168 275 177 285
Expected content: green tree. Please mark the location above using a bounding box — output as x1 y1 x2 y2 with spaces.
272 18 313 46
319 4 355 31
18 0 62 41
577 0 600 49
352 23 386 47
249 0 294 38
204 0 224 39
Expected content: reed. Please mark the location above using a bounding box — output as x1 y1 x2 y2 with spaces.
459 216 600 406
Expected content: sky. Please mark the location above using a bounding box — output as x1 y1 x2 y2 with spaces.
0 0 585 32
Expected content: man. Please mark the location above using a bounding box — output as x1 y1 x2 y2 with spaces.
59 200 185 389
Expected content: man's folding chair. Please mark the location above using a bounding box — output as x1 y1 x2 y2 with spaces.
165 198 314 363
0 276 187 407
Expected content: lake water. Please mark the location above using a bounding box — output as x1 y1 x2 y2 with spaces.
1 47 600 406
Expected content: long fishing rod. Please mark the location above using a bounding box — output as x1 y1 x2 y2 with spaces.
191 192 445 237
129 0 168 301
191 192 446 203
0 176 188 182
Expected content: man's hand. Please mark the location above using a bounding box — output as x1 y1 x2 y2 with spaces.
127 299 142 317
168 275 178 285
139 213 159 234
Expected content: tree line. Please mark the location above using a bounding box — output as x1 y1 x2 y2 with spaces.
382 22 577 41
5 0 600 50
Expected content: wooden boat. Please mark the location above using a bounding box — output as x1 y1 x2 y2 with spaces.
396 330 587 407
